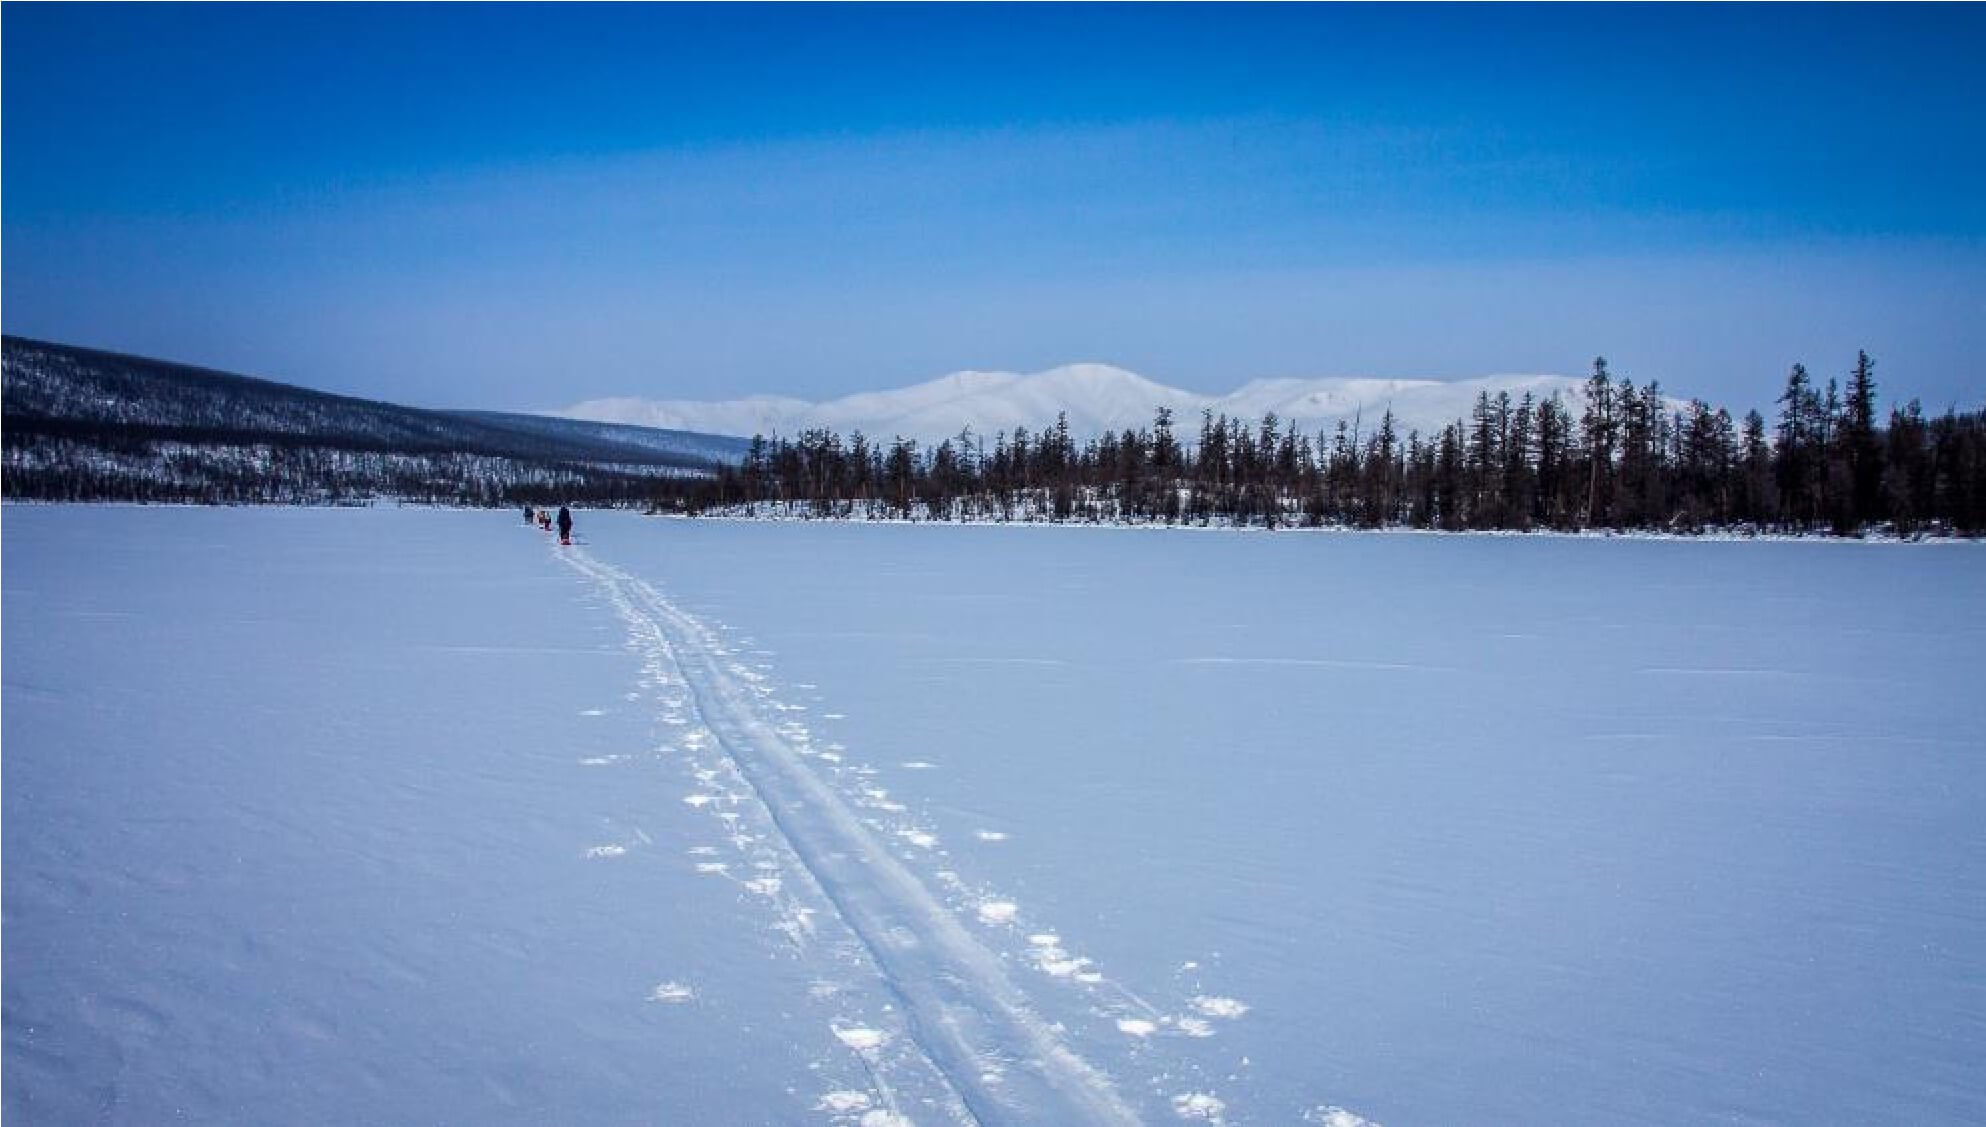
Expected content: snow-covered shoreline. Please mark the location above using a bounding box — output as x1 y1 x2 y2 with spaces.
662 504 1985 546
10 498 1979 545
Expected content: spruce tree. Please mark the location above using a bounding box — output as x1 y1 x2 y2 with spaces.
1582 358 1617 527
1775 364 1817 528
1844 350 1882 524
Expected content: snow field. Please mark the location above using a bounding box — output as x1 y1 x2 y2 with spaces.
8 506 1985 1125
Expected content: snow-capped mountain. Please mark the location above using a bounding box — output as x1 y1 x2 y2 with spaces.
557 364 1615 446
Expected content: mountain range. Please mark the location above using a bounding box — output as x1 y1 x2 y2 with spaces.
559 364 1614 446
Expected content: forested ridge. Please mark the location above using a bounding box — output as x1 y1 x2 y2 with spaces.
681 354 1986 536
2 336 740 505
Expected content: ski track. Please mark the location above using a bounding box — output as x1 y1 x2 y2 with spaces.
563 548 1142 1127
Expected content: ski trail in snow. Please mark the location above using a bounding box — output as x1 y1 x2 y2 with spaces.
563 549 1141 1127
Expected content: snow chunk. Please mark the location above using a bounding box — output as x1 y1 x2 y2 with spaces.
1191 994 1250 1019
1176 1017 1216 1038
1172 1091 1227 1120
833 1025 888 1052
815 1090 872 1113
976 900 1018 924
648 982 695 1004
1037 953 1093 978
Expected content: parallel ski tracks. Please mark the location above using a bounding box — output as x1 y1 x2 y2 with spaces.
563 549 1140 1127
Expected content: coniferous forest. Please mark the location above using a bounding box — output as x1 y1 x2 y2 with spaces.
1 336 740 506
672 354 1986 537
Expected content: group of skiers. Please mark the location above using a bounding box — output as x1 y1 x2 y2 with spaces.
526 504 574 545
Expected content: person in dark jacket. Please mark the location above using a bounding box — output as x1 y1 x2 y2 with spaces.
557 505 573 545
523 504 535 524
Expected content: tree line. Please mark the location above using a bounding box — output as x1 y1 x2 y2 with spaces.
669 354 1986 536
3 426 693 507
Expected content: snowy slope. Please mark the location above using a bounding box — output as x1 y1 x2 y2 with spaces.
559 365 1619 445
2 335 733 469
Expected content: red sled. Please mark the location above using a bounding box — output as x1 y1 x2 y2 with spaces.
560 533 572 545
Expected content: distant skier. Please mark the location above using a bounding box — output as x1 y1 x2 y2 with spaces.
523 504 535 524
557 505 573 545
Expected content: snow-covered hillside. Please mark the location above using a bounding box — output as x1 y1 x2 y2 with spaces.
8 508 1983 1126
560 365 1620 444
2 335 746 504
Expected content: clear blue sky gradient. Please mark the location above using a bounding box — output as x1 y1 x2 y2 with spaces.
5 5 1982 413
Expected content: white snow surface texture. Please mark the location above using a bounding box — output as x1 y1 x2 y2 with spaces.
559 364 1619 446
6 506 1985 1126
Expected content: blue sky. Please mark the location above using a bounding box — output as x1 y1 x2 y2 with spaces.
5 5 1982 413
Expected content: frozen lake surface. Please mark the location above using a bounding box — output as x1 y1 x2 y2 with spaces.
6 507 1984 1125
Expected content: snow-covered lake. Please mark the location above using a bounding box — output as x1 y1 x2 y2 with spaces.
6 507 1983 1126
